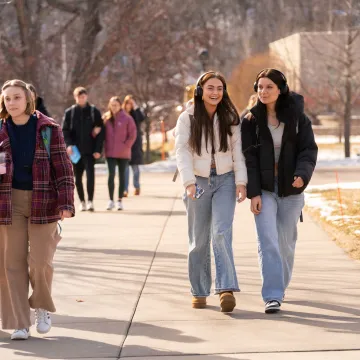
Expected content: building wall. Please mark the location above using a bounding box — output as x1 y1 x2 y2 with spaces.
270 31 360 115
269 33 301 92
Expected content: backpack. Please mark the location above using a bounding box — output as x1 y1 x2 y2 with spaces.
0 119 52 159
70 104 95 130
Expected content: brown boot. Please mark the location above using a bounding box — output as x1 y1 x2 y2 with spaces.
134 188 140 196
219 292 236 313
192 296 206 309
123 191 128 198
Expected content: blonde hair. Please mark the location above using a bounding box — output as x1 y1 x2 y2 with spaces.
103 96 122 123
122 94 133 113
0 79 35 119
73 86 87 97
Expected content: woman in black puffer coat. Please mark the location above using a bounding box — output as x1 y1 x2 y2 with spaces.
241 68 318 315
28 84 51 117
123 95 145 196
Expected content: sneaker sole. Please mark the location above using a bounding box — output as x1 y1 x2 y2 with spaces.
37 326 51 334
11 336 29 340
265 307 281 314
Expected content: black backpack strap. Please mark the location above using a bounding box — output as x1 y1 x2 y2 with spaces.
90 105 95 125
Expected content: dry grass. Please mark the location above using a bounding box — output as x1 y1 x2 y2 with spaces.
305 189 360 260
317 142 360 154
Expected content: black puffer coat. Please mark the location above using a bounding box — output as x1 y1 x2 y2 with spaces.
36 97 50 117
241 93 318 199
129 108 145 165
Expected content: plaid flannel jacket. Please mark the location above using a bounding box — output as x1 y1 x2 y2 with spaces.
0 111 75 225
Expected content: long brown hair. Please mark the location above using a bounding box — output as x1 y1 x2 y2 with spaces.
189 72 240 156
122 94 133 113
103 96 122 124
0 79 35 119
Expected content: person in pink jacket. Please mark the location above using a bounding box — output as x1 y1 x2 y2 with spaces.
103 96 137 210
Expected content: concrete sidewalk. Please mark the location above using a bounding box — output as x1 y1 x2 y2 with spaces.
0 173 359 359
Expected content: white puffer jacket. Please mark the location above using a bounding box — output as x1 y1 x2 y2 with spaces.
175 103 247 188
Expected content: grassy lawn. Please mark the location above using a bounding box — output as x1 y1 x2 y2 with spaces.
305 189 360 260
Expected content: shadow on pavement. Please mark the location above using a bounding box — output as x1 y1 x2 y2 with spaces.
57 246 186 259
95 210 186 216
0 316 225 359
227 302 360 334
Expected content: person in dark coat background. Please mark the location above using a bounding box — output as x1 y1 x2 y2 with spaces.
123 95 145 196
27 84 51 117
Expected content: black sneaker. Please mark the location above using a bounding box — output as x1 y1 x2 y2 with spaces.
265 300 281 314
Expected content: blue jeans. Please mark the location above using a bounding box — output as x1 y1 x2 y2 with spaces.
183 169 239 297
124 164 140 192
255 181 304 303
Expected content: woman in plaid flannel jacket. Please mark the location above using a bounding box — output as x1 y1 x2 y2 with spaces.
0 79 75 340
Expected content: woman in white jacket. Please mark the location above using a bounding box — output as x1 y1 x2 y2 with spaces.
175 71 247 312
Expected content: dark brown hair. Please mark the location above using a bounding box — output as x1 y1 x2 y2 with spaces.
0 79 35 119
189 72 240 156
254 68 298 139
73 86 87 97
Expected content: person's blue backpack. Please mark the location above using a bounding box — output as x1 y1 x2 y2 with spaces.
0 119 52 159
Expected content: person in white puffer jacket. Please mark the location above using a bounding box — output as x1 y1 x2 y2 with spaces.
175 71 247 313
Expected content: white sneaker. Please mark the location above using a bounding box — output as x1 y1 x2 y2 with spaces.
87 201 94 212
116 200 123 211
79 201 86 211
107 200 115 210
35 308 52 334
11 328 30 340
265 300 281 314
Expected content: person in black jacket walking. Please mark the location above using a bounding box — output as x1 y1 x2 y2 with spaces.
62 87 104 212
123 95 145 196
28 84 51 117
241 69 318 314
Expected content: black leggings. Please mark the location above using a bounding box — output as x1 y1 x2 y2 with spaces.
73 154 95 202
107 158 128 201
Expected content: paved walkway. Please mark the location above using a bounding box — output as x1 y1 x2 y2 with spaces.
0 173 359 359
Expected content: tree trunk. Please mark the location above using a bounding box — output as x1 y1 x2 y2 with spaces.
344 80 351 157
344 15 353 158
14 0 41 87
67 0 101 102
145 116 151 164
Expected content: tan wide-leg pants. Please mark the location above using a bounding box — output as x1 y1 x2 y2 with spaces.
0 189 61 329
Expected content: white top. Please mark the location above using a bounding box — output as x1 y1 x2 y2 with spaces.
268 122 284 164
175 102 247 188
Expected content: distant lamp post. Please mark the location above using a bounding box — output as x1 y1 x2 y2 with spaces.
198 48 209 72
